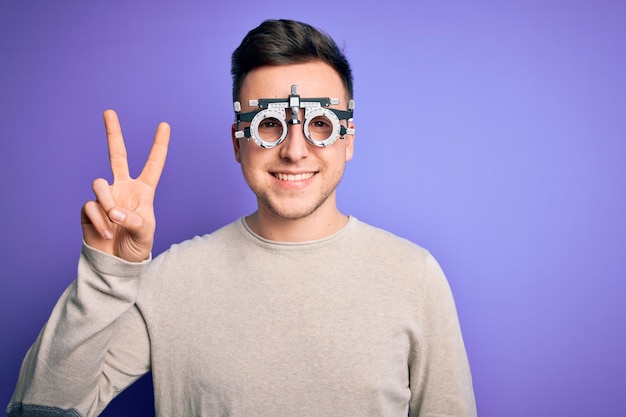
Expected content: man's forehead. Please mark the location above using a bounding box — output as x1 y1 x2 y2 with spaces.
241 85 344 101
241 85 339 110
239 62 347 102
239 94 346 116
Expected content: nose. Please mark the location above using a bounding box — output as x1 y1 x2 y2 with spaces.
279 114 309 161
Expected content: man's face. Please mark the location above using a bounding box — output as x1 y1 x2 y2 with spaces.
232 61 355 222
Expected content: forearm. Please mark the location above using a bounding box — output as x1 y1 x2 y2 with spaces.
8 243 151 417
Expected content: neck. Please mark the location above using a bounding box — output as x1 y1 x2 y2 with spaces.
245 203 349 242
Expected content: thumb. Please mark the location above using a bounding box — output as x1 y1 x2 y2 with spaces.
108 207 152 242
108 207 154 262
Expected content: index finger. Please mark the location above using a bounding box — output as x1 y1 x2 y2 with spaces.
138 121 171 188
103 109 131 182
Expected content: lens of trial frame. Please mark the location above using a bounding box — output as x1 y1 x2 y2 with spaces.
257 117 283 142
307 115 334 141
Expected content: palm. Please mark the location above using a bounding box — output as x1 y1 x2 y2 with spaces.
82 110 170 262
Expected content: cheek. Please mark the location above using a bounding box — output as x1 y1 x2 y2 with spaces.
238 152 255 175
238 146 270 177
238 142 258 162
238 157 260 189
333 144 351 165
327 152 349 178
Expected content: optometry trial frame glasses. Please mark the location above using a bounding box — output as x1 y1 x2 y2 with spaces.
234 85 355 149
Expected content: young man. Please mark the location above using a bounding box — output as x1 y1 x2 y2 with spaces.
8 19 476 416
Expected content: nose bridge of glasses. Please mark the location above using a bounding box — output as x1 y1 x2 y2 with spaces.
276 108 306 141
286 107 306 125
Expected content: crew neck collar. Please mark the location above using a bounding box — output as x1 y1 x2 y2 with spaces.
237 215 357 248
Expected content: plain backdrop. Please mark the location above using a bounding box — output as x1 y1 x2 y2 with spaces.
1 1 625 416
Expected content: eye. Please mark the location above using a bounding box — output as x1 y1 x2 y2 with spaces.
258 117 282 131
308 116 333 134
256 117 284 142
312 119 331 128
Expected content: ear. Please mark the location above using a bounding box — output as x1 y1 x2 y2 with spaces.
344 121 355 162
232 123 242 163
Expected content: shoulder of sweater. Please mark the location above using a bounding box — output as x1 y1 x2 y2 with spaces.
352 219 431 256
164 220 241 251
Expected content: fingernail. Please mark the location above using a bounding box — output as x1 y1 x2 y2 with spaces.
103 229 113 240
110 209 126 223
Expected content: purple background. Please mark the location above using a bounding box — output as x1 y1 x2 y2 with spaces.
1 1 625 416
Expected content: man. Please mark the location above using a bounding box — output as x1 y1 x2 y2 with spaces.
8 19 476 416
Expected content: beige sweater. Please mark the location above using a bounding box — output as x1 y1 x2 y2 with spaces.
8 217 476 416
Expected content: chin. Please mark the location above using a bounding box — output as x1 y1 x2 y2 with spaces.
259 195 327 221
267 205 319 220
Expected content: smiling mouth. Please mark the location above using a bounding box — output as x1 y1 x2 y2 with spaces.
273 172 315 182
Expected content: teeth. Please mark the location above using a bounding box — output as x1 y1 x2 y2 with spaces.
275 172 314 181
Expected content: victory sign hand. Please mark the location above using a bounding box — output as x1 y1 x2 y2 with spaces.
81 110 170 262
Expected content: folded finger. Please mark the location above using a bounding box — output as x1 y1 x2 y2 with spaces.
92 177 117 212
81 200 113 240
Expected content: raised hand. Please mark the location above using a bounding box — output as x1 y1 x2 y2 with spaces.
81 110 170 262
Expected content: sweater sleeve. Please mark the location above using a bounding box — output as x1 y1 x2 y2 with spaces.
408 254 477 417
6 243 152 417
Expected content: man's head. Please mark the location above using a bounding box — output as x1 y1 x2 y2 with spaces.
231 19 353 102
230 21 356 236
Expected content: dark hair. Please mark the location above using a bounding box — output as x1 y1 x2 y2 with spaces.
231 19 353 101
